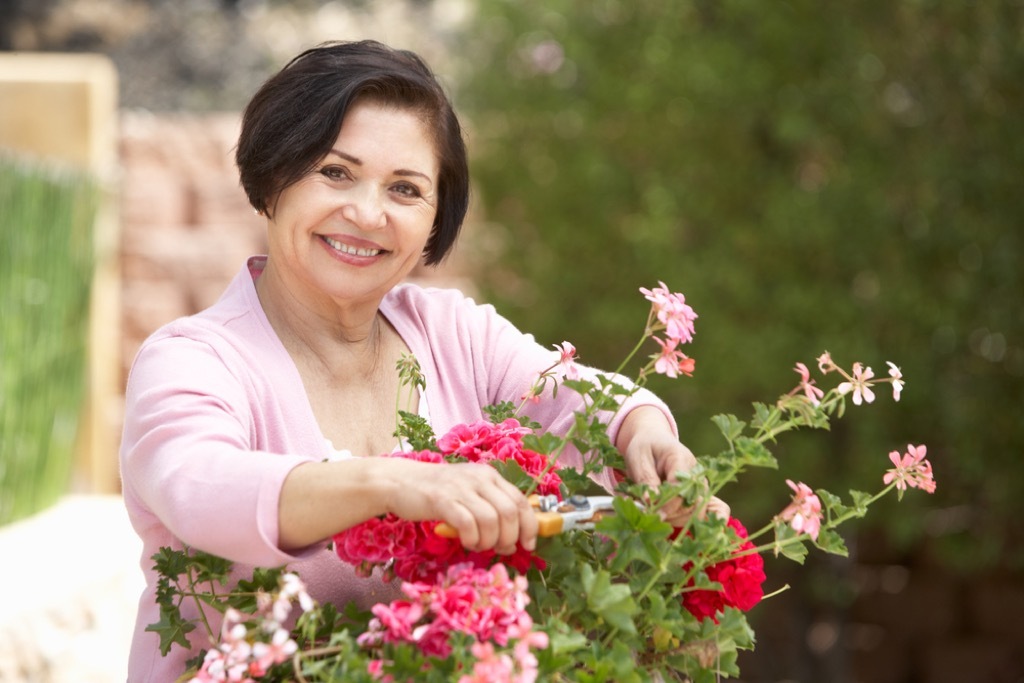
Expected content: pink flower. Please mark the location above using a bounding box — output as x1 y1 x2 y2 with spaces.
552 341 580 380
883 444 936 494
793 362 825 406
778 480 823 541
816 351 834 374
640 281 698 344
886 361 905 401
459 642 515 683
250 628 298 673
651 336 695 378
837 362 876 406
359 563 543 663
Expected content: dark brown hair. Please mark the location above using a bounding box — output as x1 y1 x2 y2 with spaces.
236 40 469 265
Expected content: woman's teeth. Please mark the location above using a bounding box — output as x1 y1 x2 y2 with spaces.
323 236 381 257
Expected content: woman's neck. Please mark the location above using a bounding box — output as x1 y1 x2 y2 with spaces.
254 260 387 378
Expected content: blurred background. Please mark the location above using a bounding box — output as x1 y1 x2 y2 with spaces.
0 1 1021 681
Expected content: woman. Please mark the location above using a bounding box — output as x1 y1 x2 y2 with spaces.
120 40 702 680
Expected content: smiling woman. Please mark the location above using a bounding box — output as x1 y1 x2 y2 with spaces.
118 40 700 681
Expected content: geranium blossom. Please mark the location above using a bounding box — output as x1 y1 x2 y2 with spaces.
883 444 936 494
837 362 875 406
553 341 580 380
886 361 905 401
640 281 698 344
362 563 547 668
191 608 295 683
651 336 695 378
680 518 766 623
333 420 559 582
793 362 824 406
778 480 823 540
816 351 835 374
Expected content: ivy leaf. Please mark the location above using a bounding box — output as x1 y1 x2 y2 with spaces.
145 610 195 656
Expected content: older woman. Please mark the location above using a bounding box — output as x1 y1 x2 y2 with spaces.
120 40 698 680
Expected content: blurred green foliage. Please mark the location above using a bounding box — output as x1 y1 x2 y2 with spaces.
0 156 96 525
459 0 1023 571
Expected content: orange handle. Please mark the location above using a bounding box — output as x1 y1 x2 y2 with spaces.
434 511 564 539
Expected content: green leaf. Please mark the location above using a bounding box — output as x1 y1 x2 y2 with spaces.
599 497 672 572
773 522 809 564
547 628 589 656
522 431 563 456
490 458 539 491
733 436 778 469
813 528 849 556
395 410 438 451
849 489 872 516
150 546 191 579
580 564 638 635
145 610 195 656
711 414 746 443
187 549 233 585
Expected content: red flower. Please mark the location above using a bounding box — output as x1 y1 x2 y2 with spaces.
332 419 556 583
680 518 766 623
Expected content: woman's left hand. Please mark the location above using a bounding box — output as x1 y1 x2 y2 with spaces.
616 406 730 526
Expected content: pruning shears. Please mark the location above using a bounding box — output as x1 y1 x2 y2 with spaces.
434 493 617 539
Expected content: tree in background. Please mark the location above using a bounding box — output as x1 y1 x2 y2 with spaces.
458 1 1022 676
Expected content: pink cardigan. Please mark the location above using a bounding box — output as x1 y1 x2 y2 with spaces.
120 256 676 681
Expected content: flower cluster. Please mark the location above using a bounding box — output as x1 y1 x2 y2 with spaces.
640 281 698 378
333 418 561 582
778 480 824 541
884 444 936 498
679 518 767 623
190 574 313 683
359 562 547 682
815 351 905 404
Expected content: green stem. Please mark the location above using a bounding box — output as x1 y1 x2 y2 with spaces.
612 324 653 377
183 555 216 640
713 483 897 563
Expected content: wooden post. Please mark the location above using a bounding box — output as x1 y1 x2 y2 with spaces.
0 53 122 494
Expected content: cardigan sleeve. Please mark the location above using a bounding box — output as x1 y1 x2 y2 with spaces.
120 334 320 568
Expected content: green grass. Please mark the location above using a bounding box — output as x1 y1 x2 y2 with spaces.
0 154 97 525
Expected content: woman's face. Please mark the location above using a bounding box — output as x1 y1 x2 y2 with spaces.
267 99 439 309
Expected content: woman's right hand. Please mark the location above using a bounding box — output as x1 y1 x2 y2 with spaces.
278 458 538 555
385 461 539 554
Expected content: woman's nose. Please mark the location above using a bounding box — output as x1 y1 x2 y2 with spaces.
340 184 386 231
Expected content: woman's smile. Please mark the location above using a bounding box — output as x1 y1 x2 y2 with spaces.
321 234 386 260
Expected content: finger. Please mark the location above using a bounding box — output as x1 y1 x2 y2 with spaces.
654 445 697 482
624 449 661 488
706 496 731 519
661 499 694 528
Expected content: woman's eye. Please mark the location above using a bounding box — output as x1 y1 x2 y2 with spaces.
393 182 422 199
320 166 349 181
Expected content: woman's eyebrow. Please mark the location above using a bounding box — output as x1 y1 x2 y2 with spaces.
327 148 433 186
